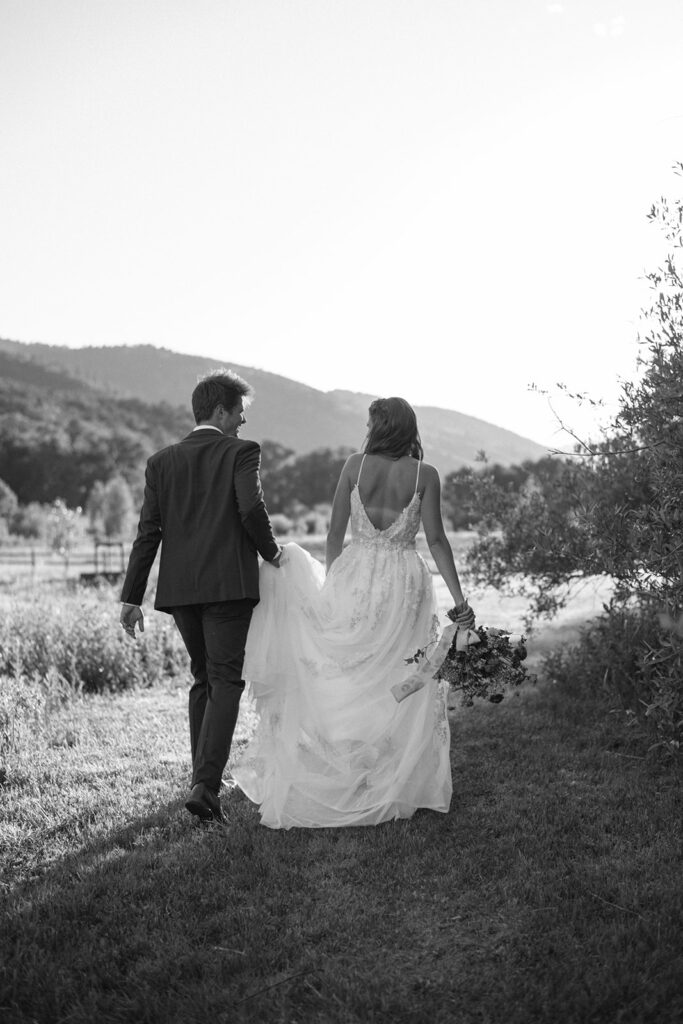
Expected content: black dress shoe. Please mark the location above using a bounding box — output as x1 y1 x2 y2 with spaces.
185 783 225 822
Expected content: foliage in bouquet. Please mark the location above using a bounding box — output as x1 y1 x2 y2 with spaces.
437 618 535 707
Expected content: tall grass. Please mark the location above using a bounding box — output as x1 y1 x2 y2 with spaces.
0 581 186 695
0 581 187 777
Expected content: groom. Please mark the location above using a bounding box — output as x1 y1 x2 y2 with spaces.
119 369 282 823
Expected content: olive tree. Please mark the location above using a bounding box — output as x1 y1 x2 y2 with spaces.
466 163 683 752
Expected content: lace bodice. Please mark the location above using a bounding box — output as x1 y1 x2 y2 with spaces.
350 485 422 549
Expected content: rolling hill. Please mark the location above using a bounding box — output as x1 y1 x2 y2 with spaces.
0 337 546 476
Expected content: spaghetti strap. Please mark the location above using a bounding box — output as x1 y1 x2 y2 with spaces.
357 453 368 487
414 458 422 494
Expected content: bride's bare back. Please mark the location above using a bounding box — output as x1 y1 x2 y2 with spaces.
355 453 422 531
327 449 469 611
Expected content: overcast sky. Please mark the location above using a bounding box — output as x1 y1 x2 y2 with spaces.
1 0 681 446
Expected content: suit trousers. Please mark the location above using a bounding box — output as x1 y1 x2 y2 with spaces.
172 599 255 794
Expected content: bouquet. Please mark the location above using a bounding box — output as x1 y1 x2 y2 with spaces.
437 617 532 706
392 607 534 705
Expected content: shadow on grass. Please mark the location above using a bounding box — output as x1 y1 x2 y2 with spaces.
1 779 466 1023
2 685 682 1024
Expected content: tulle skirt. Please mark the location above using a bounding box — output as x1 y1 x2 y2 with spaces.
231 541 452 828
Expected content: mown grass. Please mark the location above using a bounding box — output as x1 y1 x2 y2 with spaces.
1 663 681 1023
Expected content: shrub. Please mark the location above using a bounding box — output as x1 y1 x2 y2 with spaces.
10 501 49 541
0 585 187 694
0 479 18 522
466 164 683 756
542 601 682 754
270 513 294 536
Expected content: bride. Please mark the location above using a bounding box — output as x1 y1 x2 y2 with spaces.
231 397 475 828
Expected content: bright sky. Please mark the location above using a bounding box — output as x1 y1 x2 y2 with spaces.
1 0 681 446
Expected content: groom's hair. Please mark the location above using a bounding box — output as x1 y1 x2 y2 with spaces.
365 397 424 460
192 369 255 423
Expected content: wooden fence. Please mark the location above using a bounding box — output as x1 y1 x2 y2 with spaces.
0 544 129 585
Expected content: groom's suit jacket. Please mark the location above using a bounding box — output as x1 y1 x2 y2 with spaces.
120 428 280 612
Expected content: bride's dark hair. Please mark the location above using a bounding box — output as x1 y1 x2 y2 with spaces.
364 397 424 460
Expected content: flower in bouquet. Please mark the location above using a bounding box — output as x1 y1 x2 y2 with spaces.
438 610 533 706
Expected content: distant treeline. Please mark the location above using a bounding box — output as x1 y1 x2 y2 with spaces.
0 377 191 507
0 375 560 531
442 456 568 530
0 376 351 518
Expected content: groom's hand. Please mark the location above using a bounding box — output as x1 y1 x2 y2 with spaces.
120 603 144 638
270 545 285 568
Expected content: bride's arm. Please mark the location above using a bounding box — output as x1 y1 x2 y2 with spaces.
421 465 470 611
325 455 356 571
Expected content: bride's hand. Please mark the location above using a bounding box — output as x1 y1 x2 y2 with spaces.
452 600 475 629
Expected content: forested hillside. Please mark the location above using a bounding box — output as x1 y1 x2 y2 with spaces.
0 338 546 476
0 350 192 506
0 341 551 531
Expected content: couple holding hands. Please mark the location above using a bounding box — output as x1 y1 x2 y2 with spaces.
120 370 474 830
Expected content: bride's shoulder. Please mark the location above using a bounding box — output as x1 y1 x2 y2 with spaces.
343 451 364 472
417 460 440 485
337 451 364 486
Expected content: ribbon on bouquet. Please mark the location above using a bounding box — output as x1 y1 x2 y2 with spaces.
391 625 481 703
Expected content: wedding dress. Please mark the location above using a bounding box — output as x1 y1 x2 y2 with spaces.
231 456 452 828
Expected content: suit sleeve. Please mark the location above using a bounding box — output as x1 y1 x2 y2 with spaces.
120 460 163 605
234 442 280 562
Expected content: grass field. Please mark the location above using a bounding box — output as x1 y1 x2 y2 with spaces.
2 678 681 1023
1 567 680 1023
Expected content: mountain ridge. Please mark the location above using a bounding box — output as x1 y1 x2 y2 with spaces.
0 337 547 476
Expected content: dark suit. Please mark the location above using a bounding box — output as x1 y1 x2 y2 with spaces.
121 427 279 794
